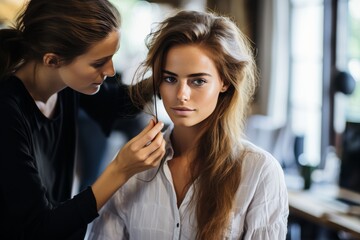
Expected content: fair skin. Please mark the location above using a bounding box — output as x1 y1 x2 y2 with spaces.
159 44 228 206
16 30 121 116
14 29 166 211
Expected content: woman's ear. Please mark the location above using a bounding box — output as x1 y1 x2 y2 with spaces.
220 83 229 93
43 53 61 68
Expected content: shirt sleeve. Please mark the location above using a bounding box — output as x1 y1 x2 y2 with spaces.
242 156 289 240
88 192 129 240
79 75 141 136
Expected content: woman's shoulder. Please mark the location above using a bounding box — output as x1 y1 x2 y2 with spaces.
237 139 288 200
0 75 21 95
0 76 31 114
240 139 283 174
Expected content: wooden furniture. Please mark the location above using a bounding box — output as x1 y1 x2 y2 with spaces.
288 184 360 239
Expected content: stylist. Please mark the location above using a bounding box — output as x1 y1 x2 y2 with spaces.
0 0 165 239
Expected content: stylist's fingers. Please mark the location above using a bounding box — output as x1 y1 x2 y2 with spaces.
128 123 165 166
128 119 164 150
140 130 166 167
113 119 165 177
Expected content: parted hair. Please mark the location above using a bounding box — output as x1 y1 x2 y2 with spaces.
131 10 258 240
0 0 120 80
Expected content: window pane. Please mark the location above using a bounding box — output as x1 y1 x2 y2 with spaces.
346 0 360 122
290 0 324 166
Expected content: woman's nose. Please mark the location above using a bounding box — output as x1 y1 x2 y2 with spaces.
177 83 190 102
102 60 116 78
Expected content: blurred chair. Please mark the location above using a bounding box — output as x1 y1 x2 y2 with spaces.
245 114 297 169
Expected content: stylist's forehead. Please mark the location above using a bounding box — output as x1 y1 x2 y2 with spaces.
83 30 121 60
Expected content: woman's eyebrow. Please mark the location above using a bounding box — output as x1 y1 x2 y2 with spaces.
162 69 177 76
92 55 113 63
162 69 212 77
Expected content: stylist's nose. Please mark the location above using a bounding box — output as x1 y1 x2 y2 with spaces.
102 60 116 79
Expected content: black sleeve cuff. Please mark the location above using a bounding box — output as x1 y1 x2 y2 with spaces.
73 186 99 224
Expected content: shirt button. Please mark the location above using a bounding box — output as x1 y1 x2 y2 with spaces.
176 223 179 228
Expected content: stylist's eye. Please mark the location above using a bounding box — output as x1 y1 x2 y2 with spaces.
91 61 106 68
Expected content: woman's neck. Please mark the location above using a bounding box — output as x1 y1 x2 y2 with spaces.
15 60 64 103
15 61 64 118
171 125 202 158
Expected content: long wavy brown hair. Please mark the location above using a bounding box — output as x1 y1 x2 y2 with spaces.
131 10 257 240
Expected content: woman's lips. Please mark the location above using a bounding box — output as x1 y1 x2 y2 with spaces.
171 107 195 116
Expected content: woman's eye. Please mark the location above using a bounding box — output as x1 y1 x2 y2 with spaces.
192 79 206 86
163 76 176 83
92 61 107 68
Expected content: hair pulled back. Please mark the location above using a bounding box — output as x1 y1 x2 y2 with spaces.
0 0 120 80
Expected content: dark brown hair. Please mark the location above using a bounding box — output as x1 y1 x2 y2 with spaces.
0 0 120 80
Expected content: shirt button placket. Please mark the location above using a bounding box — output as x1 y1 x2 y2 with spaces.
173 221 180 240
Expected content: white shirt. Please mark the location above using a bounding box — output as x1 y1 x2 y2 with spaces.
88 126 289 240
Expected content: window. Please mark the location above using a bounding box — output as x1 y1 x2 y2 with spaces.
334 0 360 134
289 0 324 166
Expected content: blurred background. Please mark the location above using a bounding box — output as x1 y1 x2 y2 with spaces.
1 0 360 239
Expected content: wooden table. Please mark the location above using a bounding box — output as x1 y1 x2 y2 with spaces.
288 185 360 239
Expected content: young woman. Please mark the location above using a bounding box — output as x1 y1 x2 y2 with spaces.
89 10 289 240
0 0 165 239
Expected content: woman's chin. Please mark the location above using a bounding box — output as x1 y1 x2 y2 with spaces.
79 85 101 95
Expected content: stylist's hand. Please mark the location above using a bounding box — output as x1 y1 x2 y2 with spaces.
92 119 165 211
113 119 165 179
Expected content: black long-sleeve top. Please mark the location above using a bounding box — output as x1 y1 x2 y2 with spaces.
0 76 139 239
